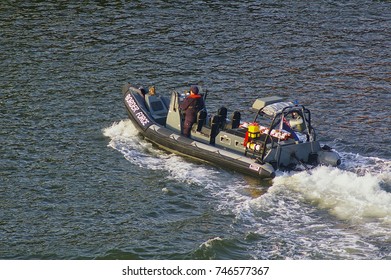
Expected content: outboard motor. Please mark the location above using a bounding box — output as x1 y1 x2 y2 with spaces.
317 145 341 167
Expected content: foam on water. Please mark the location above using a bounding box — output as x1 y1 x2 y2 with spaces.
103 119 139 139
103 121 391 226
341 152 391 179
249 161 391 258
103 120 258 213
103 120 226 184
103 120 391 258
273 165 391 224
200 237 224 248
103 120 175 171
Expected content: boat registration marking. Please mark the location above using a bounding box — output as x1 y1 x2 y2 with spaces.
125 94 150 126
249 163 261 172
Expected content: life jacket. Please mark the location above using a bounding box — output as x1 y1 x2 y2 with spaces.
182 94 204 111
180 94 205 122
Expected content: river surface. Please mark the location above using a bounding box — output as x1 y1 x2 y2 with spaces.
1 0 391 260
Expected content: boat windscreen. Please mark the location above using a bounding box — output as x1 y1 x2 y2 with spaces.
261 102 294 117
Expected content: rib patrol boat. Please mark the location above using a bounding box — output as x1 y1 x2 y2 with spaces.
122 83 341 179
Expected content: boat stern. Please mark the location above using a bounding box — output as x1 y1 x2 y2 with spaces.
262 141 340 169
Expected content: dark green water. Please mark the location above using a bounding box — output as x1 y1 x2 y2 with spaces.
1 0 390 260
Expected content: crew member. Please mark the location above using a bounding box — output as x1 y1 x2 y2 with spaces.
179 85 205 137
289 112 304 132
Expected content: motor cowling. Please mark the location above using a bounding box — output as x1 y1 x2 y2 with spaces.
317 150 341 167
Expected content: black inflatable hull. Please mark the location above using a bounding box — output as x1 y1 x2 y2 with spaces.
122 86 276 179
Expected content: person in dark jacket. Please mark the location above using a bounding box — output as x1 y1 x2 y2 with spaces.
179 85 205 137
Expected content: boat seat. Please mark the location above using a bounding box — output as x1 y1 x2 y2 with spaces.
217 106 228 129
210 115 221 145
196 109 207 132
231 111 241 129
145 94 168 125
193 115 220 144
